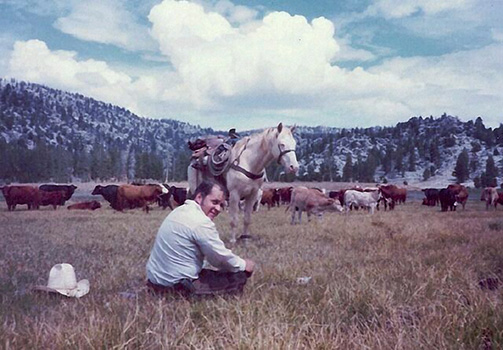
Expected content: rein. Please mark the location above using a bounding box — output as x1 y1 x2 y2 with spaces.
230 137 265 180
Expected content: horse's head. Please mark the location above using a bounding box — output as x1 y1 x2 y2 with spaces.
273 123 299 174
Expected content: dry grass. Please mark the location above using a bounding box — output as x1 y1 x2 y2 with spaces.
1 192 503 349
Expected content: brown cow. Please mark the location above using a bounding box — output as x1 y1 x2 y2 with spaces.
116 184 165 213
39 191 65 210
497 192 503 207
447 184 468 210
288 186 343 224
68 201 102 210
278 186 293 205
0 185 40 211
260 188 279 210
378 184 407 210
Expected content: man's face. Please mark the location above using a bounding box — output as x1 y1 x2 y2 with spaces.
195 186 225 221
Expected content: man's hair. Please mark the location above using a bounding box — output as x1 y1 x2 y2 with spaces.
192 180 228 200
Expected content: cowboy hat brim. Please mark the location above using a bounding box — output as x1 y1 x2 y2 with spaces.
34 279 90 298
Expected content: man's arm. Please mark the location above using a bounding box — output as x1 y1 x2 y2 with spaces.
195 224 247 272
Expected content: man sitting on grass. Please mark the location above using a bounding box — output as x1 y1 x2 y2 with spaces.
146 179 255 296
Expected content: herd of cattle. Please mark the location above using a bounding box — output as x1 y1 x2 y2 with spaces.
1 182 503 221
0 183 183 213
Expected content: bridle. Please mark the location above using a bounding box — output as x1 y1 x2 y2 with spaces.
277 144 295 165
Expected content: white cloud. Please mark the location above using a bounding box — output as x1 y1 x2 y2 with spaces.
211 0 258 25
332 35 376 63
365 0 475 19
4 1 503 132
148 0 340 107
1 0 69 16
492 29 503 42
367 43 503 127
7 39 142 112
54 0 156 51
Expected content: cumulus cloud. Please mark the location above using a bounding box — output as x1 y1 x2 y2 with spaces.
148 0 340 107
211 0 258 25
4 0 503 131
54 0 156 51
8 39 142 112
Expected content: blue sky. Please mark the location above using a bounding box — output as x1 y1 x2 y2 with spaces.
1 0 502 131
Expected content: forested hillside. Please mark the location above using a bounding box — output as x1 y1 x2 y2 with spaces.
1 78 503 187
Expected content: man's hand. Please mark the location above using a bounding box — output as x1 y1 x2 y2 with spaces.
244 259 255 274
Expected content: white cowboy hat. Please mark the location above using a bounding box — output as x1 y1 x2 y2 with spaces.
34 263 89 298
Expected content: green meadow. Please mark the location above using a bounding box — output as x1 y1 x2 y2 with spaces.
1 187 502 349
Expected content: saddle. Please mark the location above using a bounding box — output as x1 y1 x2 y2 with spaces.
209 143 232 176
188 138 232 176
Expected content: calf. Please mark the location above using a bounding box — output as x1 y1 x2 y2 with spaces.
68 201 102 210
344 189 381 214
288 186 342 224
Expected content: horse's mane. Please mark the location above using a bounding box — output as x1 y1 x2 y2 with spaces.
233 127 271 153
233 125 293 157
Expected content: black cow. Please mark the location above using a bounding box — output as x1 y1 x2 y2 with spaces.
39 184 77 205
158 185 188 210
92 185 119 209
422 188 440 206
170 186 188 206
439 188 457 212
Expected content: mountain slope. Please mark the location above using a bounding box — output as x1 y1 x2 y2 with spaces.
1 78 502 186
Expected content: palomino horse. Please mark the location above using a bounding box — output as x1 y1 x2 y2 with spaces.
188 123 299 242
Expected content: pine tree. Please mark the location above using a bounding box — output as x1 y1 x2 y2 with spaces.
454 148 469 183
382 145 393 174
342 154 353 182
485 155 498 179
481 155 498 187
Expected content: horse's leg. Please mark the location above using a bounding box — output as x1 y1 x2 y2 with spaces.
228 191 240 243
242 195 255 239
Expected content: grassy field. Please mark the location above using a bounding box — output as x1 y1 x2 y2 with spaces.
1 190 503 349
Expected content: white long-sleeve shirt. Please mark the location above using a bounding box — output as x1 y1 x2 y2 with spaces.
146 200 246 287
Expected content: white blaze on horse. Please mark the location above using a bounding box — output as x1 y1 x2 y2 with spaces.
188 123 299 242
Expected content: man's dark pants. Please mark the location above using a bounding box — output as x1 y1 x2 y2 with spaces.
147 269 251 297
